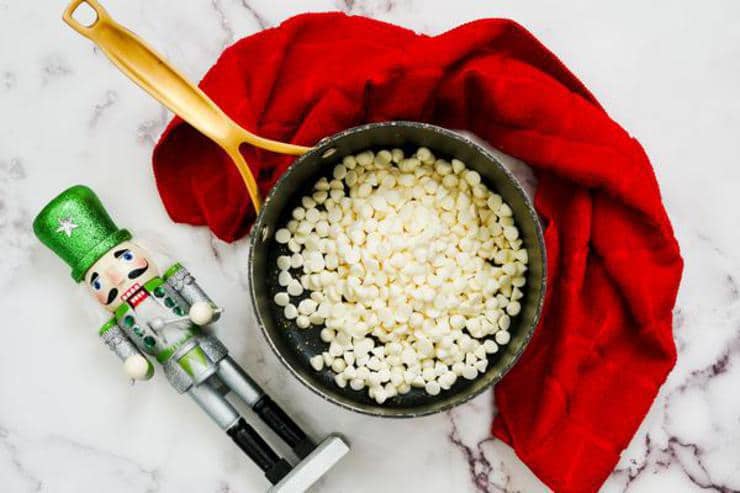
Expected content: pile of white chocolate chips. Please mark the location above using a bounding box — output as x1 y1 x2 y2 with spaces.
273 147 528 404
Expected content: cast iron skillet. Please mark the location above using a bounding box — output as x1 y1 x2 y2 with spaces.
65 1 547 417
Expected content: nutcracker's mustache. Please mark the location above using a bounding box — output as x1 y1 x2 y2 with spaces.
128 261 149 280
105 288 119 305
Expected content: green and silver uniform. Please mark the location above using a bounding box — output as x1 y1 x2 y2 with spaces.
100 263 263 428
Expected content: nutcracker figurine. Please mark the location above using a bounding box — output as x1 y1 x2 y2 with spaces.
33 185 348 492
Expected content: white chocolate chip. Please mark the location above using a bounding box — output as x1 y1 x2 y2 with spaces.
287 279 304 297
277 255 291 270
495 330 511 345
462 366 478 380
309 355 324 371
275 228 291 244
425 380 441 396
298 298 318 315
283 304 298 320
273 292 290 307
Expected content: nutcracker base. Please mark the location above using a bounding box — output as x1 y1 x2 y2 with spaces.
268 435 349 493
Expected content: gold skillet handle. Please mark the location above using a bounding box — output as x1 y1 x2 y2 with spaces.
63 0 311 212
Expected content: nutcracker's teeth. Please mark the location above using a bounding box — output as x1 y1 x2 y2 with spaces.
121 283 142 302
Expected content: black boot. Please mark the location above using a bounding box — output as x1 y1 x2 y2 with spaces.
253 395 316 459
227 418 292 484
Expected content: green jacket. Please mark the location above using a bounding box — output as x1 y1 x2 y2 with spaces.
98 263 228 392
100 263 197 363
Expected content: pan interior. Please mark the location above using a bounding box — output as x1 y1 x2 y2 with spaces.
250 122 545 417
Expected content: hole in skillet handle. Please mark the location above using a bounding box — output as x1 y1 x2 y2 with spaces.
69 1 99 28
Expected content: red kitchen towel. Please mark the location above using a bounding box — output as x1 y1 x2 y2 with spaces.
153 13 682 493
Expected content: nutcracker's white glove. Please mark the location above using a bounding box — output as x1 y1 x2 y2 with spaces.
124 355 153 381
189 301 215 326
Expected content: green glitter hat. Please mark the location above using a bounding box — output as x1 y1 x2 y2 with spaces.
33 185 131 282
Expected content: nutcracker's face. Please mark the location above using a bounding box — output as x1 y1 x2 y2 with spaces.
85 241 160 312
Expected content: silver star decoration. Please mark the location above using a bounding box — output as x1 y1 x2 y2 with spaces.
56 217 79 237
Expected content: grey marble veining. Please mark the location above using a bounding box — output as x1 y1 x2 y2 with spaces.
1 0 739 492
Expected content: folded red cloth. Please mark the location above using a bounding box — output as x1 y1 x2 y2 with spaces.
153 13 682 492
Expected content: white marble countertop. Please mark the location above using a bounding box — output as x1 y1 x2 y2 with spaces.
1 0 739 492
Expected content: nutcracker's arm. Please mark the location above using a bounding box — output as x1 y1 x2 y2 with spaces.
163 263 221 324
99 319 154 380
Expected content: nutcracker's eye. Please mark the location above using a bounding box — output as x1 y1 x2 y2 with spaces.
90 272 102 291
114 249 135 262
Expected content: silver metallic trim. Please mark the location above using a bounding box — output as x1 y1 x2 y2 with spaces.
101 325 140 361
188 381 241 430
170 339 199 362
216 357 264 406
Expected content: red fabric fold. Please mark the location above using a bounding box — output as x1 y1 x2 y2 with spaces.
152 13 682 492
